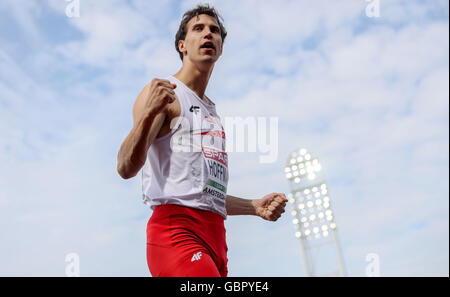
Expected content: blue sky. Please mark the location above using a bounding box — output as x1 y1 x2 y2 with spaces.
0 0 448 276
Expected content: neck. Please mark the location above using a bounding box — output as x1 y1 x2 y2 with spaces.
173 59 214 102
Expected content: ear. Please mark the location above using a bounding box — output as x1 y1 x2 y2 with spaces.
178 39 187 57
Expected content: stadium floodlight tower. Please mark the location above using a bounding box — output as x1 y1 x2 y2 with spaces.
284 147 347 277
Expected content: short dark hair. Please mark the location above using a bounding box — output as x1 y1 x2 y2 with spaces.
175 4 227 61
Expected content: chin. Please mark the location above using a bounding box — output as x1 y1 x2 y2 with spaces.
197 56 218 64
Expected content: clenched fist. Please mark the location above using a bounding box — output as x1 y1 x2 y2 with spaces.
143 78 177 115
253 193 288 222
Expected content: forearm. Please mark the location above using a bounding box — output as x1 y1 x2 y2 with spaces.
117 109 164 179
226 195 257 216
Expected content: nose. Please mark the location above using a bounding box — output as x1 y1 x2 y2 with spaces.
203 29 213 39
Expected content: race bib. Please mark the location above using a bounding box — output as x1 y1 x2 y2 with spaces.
200 115 228 206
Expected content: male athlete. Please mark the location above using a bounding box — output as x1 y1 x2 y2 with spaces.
117 4 288 277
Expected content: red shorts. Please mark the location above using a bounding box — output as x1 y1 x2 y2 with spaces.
146 204 228 277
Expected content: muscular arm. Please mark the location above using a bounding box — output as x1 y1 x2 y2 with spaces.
117 80 175 179
117 111 165 179
226 193 288 221
225 195 258 216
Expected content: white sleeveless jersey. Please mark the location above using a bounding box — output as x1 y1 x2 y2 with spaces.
141 75 229 218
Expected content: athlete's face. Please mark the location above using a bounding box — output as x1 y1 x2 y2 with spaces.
179 14 223 64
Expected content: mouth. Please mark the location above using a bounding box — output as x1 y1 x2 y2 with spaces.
200 42 216 51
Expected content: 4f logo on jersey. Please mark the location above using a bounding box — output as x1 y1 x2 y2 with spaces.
191 251 202 262
189 105 200 114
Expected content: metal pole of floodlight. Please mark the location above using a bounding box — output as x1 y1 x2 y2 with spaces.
284 147 347 277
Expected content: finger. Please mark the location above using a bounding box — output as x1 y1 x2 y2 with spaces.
153 78 175 87
160 85 176 95
160 86 175 95
278 193 288 202
269 201 280 208
164 93 176 104
273 208 285 216
155 80 177 92
274 196 286 204
270 213 281 221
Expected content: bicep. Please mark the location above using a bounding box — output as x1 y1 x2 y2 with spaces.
132 86 148 127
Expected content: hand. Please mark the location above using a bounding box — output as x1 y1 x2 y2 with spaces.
144 78 177 115
252 193 288 222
